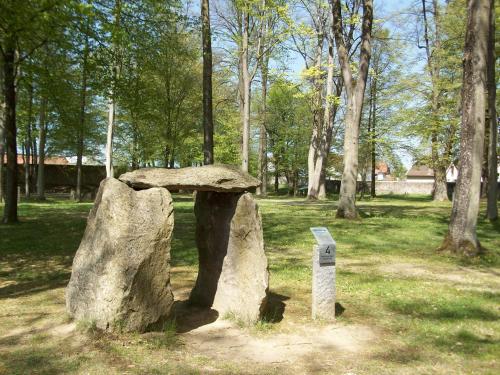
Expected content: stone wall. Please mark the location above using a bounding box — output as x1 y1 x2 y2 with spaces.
375 181 434 195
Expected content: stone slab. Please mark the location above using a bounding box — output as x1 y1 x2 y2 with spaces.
119 164 261 192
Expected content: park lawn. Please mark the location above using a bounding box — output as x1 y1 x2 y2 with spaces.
0 195 499 374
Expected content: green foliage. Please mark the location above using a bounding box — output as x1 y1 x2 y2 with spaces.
267 79 311 190
403 0 466 167
358 27 408 180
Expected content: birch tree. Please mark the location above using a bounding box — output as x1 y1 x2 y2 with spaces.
331 0 373 218
105 0 121 178
441 0 490 255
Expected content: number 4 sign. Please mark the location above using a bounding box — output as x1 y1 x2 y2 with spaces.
310 227 336 265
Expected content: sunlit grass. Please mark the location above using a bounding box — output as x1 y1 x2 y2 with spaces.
0 195 499 374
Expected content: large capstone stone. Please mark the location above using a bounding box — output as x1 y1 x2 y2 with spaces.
189 191 268 324
119 164 261 192
66 178 174 332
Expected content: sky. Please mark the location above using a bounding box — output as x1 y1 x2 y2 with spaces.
280 0 423 170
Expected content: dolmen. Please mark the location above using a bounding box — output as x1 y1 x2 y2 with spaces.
66 164 269 332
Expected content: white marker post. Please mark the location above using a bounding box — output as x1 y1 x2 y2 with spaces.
310 227 336 320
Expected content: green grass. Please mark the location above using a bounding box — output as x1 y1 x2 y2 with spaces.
0 195 499 374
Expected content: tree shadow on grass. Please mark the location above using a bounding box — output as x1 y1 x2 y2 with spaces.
0 270 70 300
372 344 423 364
433 328 499 355
387 299 499 321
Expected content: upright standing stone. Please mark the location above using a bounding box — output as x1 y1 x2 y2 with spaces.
66 178 175 332
190 191 268 323
310 227 336 320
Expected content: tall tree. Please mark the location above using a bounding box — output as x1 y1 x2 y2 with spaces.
441 0 490 255
24 80 34 199
421 0 449 201
0 0 64 221
0 53 5 204
368 63 377 198
303 0 327 200
317 30 343 200
1 36 17 222
105 0 121 178
258 46 269 195
76 29 90 201
36 96 47 200
257 2 285 196
486 0 497 221
240 7 253 172
202 0 214 165
331 0 373 218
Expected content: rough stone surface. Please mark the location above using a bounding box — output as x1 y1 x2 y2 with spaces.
190 191 268 323
119 164 261 192
312 245 336 320
66 178 174 332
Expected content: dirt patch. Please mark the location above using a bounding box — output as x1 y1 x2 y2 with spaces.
183 319 376 371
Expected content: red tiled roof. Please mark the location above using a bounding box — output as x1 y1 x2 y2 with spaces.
375 162 389 174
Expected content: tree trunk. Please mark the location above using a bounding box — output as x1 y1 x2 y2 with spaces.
202 0 214 165
422 0 449 202
318 168 327 199
486 0 498 221
0 52 5 204
31 137 37 193
370 73 377 198
441 0 490 256
337 95 361 218
76 32 89 202
332 0 373 218
311 31 337 200
24 82 33 199
319 80 343 199
257 53 269 196
241 12 251 172
37 97 47 201
481 141 488 198
105 0 121 178
105 92 115 177
433 166 448 201
306 30 325 200
274 162 279 193
2 37 18 223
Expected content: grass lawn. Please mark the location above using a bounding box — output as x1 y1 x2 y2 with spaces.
0 195 499 374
